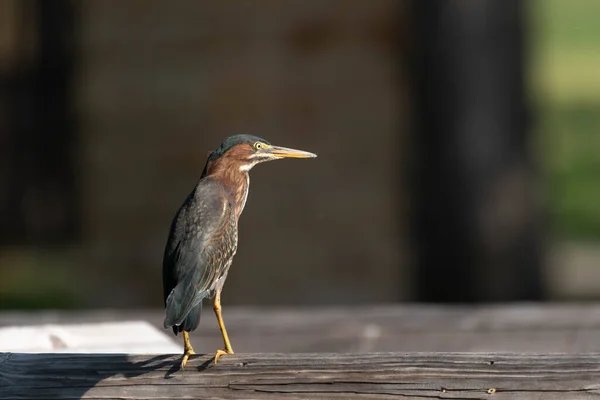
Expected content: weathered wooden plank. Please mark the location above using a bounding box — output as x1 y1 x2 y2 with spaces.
3 304 600 353
2 352 600 399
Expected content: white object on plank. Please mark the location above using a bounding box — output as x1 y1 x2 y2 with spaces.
0 321 180 354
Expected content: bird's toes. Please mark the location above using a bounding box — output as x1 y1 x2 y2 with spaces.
214 349 230 364
181 352 194 368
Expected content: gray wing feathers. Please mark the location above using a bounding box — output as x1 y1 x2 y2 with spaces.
163 180 233 329
163 244 211 328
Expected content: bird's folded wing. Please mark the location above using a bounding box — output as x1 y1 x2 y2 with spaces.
164 190 235 328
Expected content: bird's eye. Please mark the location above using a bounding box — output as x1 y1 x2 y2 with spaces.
254 142 263 150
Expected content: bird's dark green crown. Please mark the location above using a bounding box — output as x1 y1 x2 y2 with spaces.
207 134 271 163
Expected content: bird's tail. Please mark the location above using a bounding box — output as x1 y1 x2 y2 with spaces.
167 301 202 335
163 282 207 334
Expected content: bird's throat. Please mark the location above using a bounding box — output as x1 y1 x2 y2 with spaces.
226 171 249 218
209 168 250 218
207 161 250 218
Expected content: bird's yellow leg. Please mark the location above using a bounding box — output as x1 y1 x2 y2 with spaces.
213 289 234 364
180 331 195 368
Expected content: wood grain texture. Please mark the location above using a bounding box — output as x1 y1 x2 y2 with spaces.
2 352 600 399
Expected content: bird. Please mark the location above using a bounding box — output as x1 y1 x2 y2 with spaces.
162 134 317 368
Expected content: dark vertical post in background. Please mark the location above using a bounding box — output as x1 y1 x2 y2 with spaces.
409 0 543 302
2 0 78 245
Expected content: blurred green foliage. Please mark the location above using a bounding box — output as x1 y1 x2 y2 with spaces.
0 249 78 309
531 0 600 239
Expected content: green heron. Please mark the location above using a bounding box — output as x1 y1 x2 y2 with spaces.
162 134 316 367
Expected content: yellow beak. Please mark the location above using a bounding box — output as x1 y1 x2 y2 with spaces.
269 145 317 159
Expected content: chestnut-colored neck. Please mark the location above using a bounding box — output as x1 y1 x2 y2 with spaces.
205 157 250 218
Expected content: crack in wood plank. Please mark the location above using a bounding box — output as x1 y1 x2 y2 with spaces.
2 352 600 399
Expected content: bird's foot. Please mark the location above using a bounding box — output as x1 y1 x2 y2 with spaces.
213 348 234 364
181 348 196 368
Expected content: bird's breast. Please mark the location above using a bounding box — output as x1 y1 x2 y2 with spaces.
234 174 250 218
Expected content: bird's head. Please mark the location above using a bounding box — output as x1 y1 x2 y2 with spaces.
203 134 316 176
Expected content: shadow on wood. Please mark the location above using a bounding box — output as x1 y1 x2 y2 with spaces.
2 352 600 399
0 353 184 400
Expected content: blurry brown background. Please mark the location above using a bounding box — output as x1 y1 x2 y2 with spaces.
1 0 599 310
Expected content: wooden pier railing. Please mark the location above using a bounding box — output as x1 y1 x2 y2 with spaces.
3 304 600 399
3 351 600 399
